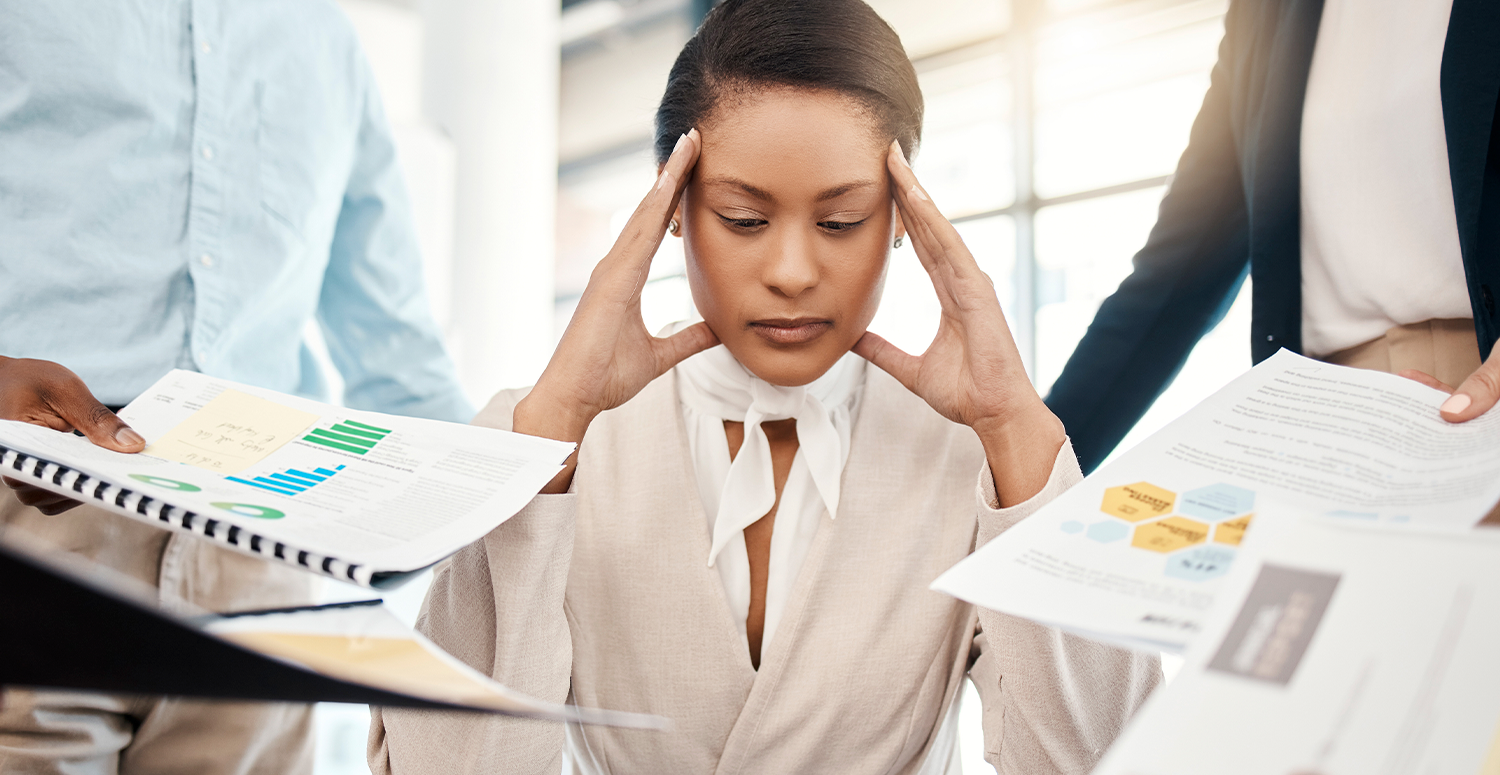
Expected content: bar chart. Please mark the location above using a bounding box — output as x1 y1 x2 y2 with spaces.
227 464 346 497
302 420 392 455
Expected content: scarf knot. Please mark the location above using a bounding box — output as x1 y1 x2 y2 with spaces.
676 342 864 568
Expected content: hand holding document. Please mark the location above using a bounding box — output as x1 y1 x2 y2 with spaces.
0 370 574 587
933 351 1500 652
1093 517 1500 775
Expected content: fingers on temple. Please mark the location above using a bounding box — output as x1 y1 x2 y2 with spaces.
852 331 920 390
885 142 980 281
1443 357 1500 422
616 129 701 266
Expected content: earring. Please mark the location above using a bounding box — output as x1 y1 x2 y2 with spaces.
893 235 904 248
668 218 681 236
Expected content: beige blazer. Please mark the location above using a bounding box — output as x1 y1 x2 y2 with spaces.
370 367 1160 774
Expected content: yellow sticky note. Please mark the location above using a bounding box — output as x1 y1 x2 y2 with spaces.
146 389 318 475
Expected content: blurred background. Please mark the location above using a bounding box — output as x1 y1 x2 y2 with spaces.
315 0 1240 771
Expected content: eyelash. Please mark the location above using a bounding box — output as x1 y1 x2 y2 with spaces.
715 214 867 232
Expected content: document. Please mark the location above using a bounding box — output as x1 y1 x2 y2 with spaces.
933 350 1500 652
0 535 661 728
0 370 573 587
1093 517 1500 775
204 602 661 727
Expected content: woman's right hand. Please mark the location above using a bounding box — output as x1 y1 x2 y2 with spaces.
513 129 717 492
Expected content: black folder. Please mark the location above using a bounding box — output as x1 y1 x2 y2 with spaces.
0 539 662 733
0 540 498 709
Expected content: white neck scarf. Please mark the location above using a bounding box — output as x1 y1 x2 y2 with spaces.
677 342 865 566
675 334 866 652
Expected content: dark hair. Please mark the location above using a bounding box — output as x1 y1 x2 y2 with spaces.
654 0 923 165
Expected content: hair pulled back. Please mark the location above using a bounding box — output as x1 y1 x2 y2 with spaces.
654 0 923 165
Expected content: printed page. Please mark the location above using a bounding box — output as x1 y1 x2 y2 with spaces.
1094 517 1500 775
933 350 1500 652
203 604 664 728
0 370 572 572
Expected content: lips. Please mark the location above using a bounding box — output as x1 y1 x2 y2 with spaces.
748 318 833 345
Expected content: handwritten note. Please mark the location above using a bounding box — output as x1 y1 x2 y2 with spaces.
145 390 318 475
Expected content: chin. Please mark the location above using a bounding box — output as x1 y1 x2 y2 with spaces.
730 340 847 387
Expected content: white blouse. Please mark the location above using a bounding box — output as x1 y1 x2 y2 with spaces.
674 337 866 654
1299 0 1470 356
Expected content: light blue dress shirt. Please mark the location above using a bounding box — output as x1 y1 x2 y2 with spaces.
0 0 473 422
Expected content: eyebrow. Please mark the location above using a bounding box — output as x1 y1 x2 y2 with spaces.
702 176 881 203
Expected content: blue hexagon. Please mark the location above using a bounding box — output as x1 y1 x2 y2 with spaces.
1179 484 1256 522
1060 520 1085 534
1164 546 1236 582
1085 520 1129 543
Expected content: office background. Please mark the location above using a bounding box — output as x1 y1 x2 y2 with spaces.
314 0 1235 771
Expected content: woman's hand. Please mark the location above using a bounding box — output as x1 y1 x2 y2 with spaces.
1400 348 1500 423
854 141 1065 507
514 129 718 492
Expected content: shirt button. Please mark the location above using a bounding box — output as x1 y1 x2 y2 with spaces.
201 146 214 161
198 254 215 268
200 41 212 54
1266 335 1274 342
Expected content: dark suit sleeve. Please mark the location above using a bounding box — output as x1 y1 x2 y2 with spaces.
1044 2 1255 473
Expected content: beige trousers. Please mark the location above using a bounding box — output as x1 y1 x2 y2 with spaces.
1322 318 1500 525
0 492 316 775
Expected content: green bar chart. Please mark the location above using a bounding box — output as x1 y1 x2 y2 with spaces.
303 420 392 455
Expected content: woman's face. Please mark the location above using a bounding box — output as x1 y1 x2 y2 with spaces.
677 88 902 387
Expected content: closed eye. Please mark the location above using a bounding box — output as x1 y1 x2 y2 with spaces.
717 213 767 230
818 219 867 232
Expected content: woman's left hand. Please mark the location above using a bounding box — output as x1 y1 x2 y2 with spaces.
854 141 1065 506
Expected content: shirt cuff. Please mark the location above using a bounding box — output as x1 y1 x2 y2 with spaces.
976 437 1084 546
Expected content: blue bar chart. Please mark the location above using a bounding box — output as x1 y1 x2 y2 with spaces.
227 464 346 497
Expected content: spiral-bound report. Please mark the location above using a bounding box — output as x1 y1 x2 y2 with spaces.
0 370 572 589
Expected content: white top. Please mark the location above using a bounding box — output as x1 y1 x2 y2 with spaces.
1299 0 1470 357
675 339 866 655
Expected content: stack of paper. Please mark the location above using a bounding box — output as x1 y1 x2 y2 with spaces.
934 350 1500 653
1092 516 1500 775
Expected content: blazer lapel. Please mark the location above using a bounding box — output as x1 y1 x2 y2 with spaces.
1244 0 1323 356
1441 0 1500 357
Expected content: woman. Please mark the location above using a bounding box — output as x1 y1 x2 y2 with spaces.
371 1 1159 772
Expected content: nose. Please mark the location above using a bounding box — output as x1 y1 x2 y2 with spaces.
764 226 819 298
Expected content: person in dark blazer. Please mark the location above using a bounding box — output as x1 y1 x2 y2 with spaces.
1046 0 1500 473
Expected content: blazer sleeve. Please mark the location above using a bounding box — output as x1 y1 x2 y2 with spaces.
369 388 574 775
968 440 1162 774
1044 0 1256 474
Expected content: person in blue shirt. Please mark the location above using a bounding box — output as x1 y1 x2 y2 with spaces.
0 1 473 772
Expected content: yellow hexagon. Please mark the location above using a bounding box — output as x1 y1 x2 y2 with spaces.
1132 516 1210 553
1100 482 1177 523
1213 513 1253 546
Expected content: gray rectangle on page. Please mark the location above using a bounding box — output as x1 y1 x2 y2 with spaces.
1206 563 1340 686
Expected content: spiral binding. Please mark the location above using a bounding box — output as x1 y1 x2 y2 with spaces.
0 445 372 586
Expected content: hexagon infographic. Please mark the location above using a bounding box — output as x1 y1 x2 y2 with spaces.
1060 520 1085 534
1179 483 1255 522
1213 514 1254 546
1165 545 1236 582
1131 516 1210 553
1086 520 1130 543
1100 482 1176 522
